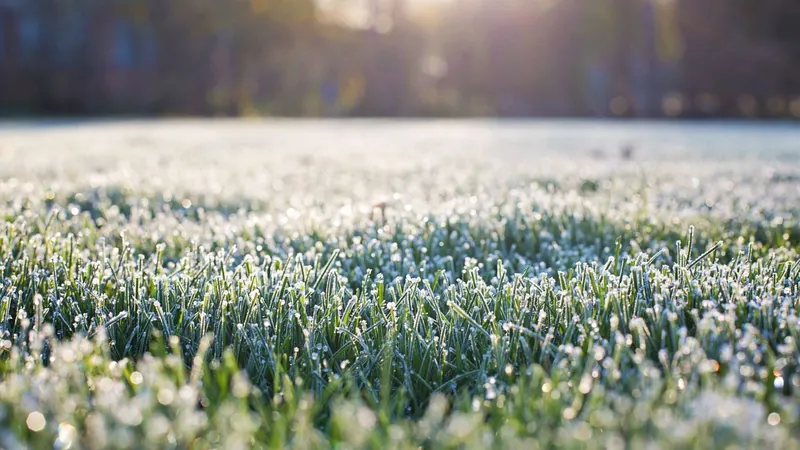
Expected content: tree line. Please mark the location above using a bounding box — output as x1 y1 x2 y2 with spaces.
1 0 799 118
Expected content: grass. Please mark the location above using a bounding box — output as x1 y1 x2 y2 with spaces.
0 121 799 449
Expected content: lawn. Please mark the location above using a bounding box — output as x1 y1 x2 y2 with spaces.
0 121 799 449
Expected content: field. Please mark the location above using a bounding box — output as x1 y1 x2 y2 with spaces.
1 120 799 449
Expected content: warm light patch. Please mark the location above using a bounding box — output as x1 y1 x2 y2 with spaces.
737 95 758 117
662 93 684 117
609 97 629 116
790 98 800 118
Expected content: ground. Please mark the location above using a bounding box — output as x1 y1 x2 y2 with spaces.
0 120 799 449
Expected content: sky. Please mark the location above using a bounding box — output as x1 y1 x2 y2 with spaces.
316 0 456 29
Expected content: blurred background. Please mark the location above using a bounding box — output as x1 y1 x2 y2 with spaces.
1 0 799 119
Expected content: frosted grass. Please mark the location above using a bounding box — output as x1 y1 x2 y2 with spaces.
0 120 798 449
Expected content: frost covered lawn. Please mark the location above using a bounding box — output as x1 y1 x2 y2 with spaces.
0 121 799 449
